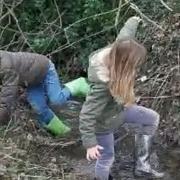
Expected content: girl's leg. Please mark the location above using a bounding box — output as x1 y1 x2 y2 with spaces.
44 61 71 106
95 133 114 180
123 104 159 135
123 105 164 178
27 84 54 124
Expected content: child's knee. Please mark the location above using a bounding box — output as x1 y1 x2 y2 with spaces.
151 110 160 127
49 95 64 106
49 92 69 106
49 95 59 106
144 110 160 135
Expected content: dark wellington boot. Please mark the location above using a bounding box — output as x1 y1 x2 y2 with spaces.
94 174 114 180
134 134 164 179
108 174 113 180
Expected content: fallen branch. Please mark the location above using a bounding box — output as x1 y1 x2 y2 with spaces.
141 95 180 100
17 174 53 180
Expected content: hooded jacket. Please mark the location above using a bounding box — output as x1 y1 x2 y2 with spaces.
0 51 49 124
79 17 140 148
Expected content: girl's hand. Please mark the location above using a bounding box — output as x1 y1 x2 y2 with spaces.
86 145 104 161
130 16 142 23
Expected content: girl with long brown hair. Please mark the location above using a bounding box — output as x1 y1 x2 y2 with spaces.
79 16 164 180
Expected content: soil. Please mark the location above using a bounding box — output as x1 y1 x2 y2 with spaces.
0 101 180 180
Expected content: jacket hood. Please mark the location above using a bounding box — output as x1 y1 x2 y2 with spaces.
88 46 111 83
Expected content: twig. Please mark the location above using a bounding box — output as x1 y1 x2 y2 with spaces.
64 28 70 45
0 25 45 36
17 174 53 179
42 29 59 54
0 11 10 22
40 10 61 49
178 46 180 75
52 6 132 55
125 0 164 31
5 4 35 52
49 25 115 55
115 0 122 27
114 132 128 144
61 165 65 180
2 117 13 141
160 0 173 11
0 152 23 162
1 40 19 49
141 95 180 99
0 0 23 22
65 3 128 31
53 0 62 28
5 32 18 50
0 15 11 40
42 140 76 147
27 165 58 172
151 65 180 108
62 6 125 46
156 65 180 96
0 0 4 17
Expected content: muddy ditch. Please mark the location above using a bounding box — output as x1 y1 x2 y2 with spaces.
0 100 180 180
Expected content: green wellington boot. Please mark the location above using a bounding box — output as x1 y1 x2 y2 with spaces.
65 77 90 97
45 115 71 136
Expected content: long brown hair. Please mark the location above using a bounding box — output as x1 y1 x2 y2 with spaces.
107 39 146 105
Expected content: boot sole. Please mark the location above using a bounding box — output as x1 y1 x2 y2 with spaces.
135 171 164 179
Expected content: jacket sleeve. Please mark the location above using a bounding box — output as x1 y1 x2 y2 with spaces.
116 16 140 41
79 82 110 149
0 68 19 125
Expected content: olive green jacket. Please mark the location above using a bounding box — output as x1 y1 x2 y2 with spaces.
79 17 140 148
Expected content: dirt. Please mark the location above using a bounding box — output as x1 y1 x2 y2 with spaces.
0 100 180 180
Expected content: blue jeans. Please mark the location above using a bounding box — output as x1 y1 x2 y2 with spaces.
95 105 160 180
27 61 71 124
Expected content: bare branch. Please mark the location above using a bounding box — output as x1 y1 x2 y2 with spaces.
0 0 23 22
178 45 180 75
65 3 128 31
0 0 4 16
0 15 11 40
115 0 122 27
4 3 35 52
49 25 115 55
125 0 164 31
160 0 173 11
53 0 62 28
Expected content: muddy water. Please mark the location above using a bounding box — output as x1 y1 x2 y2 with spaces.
60 101 180 180
113 136 180 180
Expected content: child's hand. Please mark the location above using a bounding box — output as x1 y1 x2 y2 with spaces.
129 16 142 23
86 145 104 161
